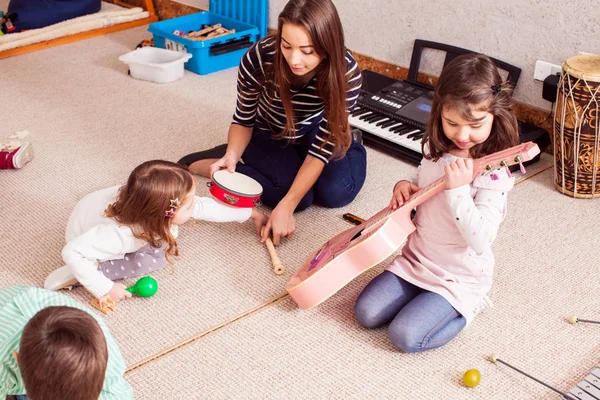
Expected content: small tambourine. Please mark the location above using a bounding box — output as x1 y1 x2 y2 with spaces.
207 170 263 208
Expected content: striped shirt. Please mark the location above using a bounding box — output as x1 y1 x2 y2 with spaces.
0 286 133 399
232 36 362 163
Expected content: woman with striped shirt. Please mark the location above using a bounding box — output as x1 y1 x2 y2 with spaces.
178 0 366 246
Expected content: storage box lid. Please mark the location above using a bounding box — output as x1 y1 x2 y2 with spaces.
209 0 268 38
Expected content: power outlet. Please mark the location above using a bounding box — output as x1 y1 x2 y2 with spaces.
533 60 562 81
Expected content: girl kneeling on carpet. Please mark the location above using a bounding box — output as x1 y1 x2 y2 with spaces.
354 53 519 353
44 160 267 304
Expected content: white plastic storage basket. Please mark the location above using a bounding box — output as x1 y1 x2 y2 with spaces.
119 47 193 83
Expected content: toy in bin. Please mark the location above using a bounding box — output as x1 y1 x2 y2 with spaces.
148 0 268 75
136 38 154 49
177 23 235 41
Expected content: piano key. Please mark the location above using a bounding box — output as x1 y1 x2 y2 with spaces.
349 115 377 131
358 112 374 121
349 115 422 154
383 121 403 130
363 115 382 124
397 137 422 152
569 387 598 400
396 127 415 135
375 130 421 152
375 118 391 127
390 125 406 134
380 119 400 128
406 129 423 139
590 369 600 380
382 124 405 135
579 377 600 398
351 108 370 117
369 116 388 124
587 374 600 390
350 117 394 137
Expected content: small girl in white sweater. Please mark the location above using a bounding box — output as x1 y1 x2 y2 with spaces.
45 160 266 304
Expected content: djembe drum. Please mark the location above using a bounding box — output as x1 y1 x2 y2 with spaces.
554 54 600 198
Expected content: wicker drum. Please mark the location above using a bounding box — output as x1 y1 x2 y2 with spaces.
554 54 600 198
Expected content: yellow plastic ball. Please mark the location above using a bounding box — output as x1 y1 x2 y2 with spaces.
463 368 481 387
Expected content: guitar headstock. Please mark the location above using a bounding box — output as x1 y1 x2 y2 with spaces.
474 142 540 173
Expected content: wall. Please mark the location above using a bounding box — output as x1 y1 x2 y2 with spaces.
172 0 208 9
267 0 599 111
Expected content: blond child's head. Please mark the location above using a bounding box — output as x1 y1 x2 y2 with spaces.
18 306 108 400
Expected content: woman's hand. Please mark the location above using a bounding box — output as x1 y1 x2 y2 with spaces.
100 282 131 303
261 201 295 246
444 158 474 190
209 152 239 177
250 208 268 237
390 180 421 209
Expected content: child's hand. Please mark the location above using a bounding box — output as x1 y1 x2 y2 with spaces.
100 282 132 303
390 180 421 210
444 158 474 190
251 208 268 237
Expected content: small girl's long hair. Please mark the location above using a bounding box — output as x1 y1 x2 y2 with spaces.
269 0 351 159
422 53 519 161
105 160 194 262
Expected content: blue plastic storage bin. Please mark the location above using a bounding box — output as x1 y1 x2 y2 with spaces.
148 0 268 76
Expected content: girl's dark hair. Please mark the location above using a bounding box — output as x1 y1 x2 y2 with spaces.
105 160 194 262
422 53 519 160
269 0 351 158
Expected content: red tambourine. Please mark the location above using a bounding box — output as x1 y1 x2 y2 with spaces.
207 170 262 208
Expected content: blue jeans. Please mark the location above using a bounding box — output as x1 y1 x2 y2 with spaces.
236 125 367 211
354 271 466 353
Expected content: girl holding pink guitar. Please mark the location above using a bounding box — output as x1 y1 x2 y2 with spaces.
354 53 520 353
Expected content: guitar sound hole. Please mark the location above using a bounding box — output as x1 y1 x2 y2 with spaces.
351 229 364 241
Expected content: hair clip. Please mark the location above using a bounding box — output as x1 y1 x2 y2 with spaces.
491 84 502 94
165 198 181 219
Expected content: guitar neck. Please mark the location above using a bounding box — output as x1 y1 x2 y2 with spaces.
404 176 446 210
403 156 498 209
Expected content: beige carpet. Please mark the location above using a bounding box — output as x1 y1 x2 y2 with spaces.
2 25 592 400
128 169 600 400
0 26 424 367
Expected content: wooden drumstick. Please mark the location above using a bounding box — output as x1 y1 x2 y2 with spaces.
261 227 285 275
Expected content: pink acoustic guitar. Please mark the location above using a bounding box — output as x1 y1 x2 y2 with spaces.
286 142 541 310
